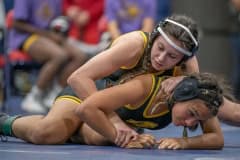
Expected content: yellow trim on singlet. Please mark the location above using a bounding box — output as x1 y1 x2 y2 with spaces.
124 74 155 110
121 31 148 69
55 95 82 104
143 77 170 118
22 34 39 52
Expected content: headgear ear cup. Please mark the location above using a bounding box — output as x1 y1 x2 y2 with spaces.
168 76 223 116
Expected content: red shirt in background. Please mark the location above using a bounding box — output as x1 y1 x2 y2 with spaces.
63 0 104 44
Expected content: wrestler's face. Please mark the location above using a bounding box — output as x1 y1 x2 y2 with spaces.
171 99 213 127
150 35 184 71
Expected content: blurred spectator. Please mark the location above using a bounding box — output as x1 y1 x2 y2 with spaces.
0 0 5 108
0 0 5 53
156 0 171 22
105 0 157 40
8 0 89 113
229 0 240 101
63 0 108 56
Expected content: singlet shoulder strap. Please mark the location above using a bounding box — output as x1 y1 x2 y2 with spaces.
121 31 149 70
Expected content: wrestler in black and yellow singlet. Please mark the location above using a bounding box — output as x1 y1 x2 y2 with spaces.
55 31 182 130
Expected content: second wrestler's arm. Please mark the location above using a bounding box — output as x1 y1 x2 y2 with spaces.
67 32 144 100
75 74 152 145
157 117 224 149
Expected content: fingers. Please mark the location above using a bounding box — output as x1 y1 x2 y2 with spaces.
115 130 137 147
115 130 127 146
120 131 137 148
157 138 182 150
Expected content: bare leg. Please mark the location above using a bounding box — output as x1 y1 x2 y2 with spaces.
12 99 81 144
57 42 89 86
27 37 68 89
218 97 240 126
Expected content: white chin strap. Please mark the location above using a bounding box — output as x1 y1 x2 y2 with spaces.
157 18 198 57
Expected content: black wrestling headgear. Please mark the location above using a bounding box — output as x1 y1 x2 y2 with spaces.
167 76 223 116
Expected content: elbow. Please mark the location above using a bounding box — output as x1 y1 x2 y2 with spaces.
217 136 224 149
67 70 81 87
75 97 99 120
215 140 224 150
75 104 91 120
212 134 224 150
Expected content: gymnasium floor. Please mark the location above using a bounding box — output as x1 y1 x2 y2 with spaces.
1 96 240 160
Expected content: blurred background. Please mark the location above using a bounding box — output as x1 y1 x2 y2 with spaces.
172 0 233 78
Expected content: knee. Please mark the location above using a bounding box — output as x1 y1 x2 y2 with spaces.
50 50 69 65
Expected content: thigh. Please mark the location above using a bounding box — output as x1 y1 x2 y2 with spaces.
36 99 82 139
63 41 89 61
26 36 67 63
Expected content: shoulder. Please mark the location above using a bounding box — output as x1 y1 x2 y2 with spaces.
112 31 147 48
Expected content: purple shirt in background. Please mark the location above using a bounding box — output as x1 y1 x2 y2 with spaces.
105 0 157 34
9 0 62 50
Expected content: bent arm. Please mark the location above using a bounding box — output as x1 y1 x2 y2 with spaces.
13 20 49 37
184 117 223 149
75 74 152 143
158 117 223 150
67 32 144 99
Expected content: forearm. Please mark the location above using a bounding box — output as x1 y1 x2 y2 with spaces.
183 133 224 149
13 20 49 37
141 18 154 33
76 105 117 142
68 71 98 100
218 97 240 126
108 21 121 40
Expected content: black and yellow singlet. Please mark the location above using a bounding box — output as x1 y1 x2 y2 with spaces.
55 31 183 130
116 74 171 130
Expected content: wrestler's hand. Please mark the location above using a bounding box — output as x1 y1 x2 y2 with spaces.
157 137 187 150
159 76 185 96
114 123 138 147
126 134 156 149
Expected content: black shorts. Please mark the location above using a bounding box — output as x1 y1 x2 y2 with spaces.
55 79 108 103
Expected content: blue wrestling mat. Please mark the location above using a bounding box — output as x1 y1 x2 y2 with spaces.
1 97 240 160
0 123 240 160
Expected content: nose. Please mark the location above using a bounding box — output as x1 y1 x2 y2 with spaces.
184 118 198 127
156 52 167 62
